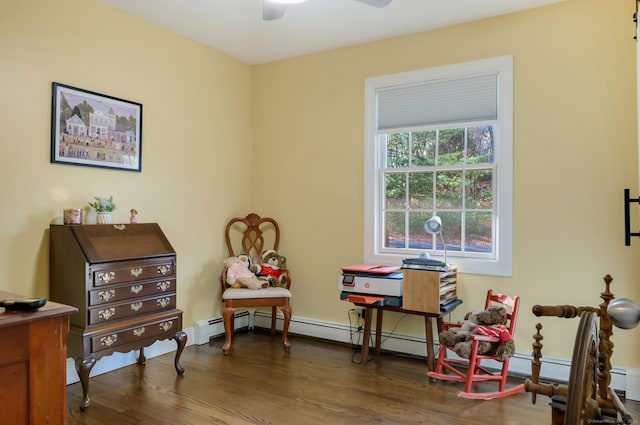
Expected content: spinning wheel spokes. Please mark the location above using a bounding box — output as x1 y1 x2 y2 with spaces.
565 311 599 425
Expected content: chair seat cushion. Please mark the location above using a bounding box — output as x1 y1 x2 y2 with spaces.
222 287 291 300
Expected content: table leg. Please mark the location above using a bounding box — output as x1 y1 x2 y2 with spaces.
375 309 384 357
424 316 435 372
436 317 444 333
361 307 373 365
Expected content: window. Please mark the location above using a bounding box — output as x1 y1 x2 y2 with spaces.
364 56 513 276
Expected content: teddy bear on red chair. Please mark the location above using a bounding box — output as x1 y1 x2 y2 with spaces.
438 305 516 361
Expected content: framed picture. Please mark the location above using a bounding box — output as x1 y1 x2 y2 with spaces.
51 82 142 172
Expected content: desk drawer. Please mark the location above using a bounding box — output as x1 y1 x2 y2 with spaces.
91 260 175 287
88 293 176 326
89 279 175 306
90 313 181 353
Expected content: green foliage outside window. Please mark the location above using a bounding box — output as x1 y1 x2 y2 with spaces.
382 125 495 253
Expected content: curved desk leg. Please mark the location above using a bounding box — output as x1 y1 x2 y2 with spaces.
174 331 187 375
137 347 147 365
76 356 96 412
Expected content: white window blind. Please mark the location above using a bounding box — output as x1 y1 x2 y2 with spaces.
376 74 498 130
364 55 513 276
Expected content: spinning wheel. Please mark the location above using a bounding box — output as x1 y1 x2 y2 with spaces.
565 312 599 425
524 275 634 425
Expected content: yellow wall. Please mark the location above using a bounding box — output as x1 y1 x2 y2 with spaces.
0 0 253 326
252 0 640 365
2 0 640 368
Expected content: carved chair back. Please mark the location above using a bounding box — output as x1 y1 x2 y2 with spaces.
221 212 290 293
485 290 520 337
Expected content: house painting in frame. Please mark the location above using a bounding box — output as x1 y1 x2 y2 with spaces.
51 82 142 172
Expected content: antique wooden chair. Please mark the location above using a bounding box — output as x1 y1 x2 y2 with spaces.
219 213 292 354
427 289 524 399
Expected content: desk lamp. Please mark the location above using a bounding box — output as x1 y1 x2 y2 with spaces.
424 215 447 264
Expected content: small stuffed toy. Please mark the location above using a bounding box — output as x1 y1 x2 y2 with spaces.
250 249 288 287
438 310 482 347
224 256 267 290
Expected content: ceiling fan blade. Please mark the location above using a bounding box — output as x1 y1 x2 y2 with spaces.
263 1 287 21
354 0 392 7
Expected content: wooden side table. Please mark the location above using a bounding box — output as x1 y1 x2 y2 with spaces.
353 303 458 371
0 291 77 425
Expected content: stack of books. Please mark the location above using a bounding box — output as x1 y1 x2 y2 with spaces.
440 297 463 312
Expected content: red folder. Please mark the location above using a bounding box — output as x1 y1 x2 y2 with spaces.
345 294 385 305
341 264 401 275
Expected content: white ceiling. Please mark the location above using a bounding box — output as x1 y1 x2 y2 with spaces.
99 0 564 65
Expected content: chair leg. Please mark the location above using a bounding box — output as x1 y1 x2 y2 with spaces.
432 344 448 374
280 304 292 352
464 341 480 393
271 306 277 335
222 306 235 355
247 308 256 330
499 359 510 392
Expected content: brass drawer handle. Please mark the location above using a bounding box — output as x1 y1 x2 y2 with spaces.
157 265 172 276
98 308 116 320
130 302 143 311
157 281 171 291
98 289 116 302
130 284 143 294
157 297 171 308
97 271 115 284
159 321 173 332
133 327 146 337
100 334 118 347
130 268 143 277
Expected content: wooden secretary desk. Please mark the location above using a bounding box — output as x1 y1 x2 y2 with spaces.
49 223 187 411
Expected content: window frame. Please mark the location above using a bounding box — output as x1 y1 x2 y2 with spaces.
363 56 513 276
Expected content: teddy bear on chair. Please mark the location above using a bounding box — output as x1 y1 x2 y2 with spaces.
224 255 267 290
250 249 288 287
439 305 515 361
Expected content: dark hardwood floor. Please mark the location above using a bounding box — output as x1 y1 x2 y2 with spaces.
67 331 640 425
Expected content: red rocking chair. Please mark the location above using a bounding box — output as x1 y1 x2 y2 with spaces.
427 289 524 400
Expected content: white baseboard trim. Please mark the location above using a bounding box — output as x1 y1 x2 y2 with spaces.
68 313 640 402
66 327 195 385
193 310 250 344
626 368 640 401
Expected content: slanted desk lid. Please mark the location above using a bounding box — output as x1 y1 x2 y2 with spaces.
69 223 175 263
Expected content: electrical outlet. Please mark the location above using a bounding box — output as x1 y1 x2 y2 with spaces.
357 308 366 319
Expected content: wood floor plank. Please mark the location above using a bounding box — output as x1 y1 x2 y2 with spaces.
67 331 640 425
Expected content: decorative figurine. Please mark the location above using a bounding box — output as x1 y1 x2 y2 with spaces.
130 209 138 224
